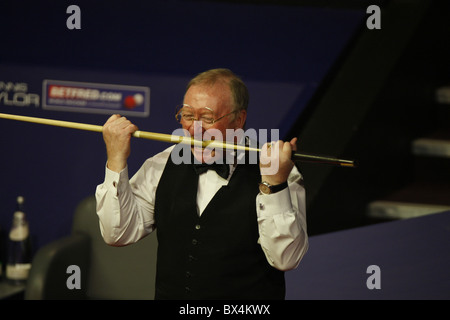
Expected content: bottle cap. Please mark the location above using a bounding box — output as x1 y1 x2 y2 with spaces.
17 196 24 204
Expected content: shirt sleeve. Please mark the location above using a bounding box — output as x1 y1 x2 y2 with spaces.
256 165 309 271
95 146 173 246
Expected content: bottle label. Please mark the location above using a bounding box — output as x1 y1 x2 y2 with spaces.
6 263 31 280
9 225 29 241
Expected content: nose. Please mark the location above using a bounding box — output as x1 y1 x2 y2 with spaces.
188 120 205 140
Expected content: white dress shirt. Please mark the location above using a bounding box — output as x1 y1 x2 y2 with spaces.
95 145 308 271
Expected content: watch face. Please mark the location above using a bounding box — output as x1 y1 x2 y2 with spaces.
259 183 271 194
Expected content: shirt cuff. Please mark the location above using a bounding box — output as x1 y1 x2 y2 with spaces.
104 164 129 197
256 186 293 217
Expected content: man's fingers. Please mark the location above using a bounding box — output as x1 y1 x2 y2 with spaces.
105 115 138 133
282 140 292 154
289 137 298 152
104 114 121 125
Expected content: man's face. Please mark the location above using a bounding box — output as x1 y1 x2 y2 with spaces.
182 82 246 163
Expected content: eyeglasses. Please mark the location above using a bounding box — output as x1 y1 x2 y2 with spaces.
175 104 237 127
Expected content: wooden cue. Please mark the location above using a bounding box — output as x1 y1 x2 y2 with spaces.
0 112 355 167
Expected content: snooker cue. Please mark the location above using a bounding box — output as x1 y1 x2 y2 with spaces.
0 112 356 167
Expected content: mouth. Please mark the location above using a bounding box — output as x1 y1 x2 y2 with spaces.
191 145 217 163
192 145 214 154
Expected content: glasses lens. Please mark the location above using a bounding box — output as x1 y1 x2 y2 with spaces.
198 109 214 125
175 105 217 126
176 105 192 123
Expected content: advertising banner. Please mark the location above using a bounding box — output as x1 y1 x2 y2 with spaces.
42 79 149 116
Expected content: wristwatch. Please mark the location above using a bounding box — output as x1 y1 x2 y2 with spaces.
258 181 288 195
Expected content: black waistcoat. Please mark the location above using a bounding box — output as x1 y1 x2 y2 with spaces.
154 152 285 300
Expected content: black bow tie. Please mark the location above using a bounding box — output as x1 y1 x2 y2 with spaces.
193 163 230 179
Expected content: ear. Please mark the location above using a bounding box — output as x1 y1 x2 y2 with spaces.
234 109 247 129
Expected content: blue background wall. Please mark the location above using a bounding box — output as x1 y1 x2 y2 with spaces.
0 0 365 250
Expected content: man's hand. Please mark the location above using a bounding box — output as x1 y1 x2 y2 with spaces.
102 114 138 172
260 137 297 185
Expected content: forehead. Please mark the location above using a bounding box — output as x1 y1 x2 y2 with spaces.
183 82 233 112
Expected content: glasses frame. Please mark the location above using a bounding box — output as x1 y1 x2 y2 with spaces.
175 104 237 126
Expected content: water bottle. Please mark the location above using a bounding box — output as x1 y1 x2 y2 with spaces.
6 196 32 285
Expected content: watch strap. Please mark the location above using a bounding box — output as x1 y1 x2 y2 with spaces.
260 181 288 194
269 181 288 193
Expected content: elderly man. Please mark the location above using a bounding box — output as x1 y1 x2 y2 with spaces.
96 68 308 299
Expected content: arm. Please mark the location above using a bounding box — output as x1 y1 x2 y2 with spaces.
95 114 163 246
95 164 156 246
256 166 308 271
257 138 309 271
96 145 174 245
